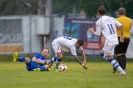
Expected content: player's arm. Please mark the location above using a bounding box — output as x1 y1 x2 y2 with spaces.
73 55 88 70
73 55 82 65
32 57 45 64
88 22 101 37
80 48 87 65
119 25 124 42
89 27 100 37
114 18 124 42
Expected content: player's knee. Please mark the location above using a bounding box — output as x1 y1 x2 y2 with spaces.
59 55 63 60
57 52 63 60
45 65 49 69
25 57 30 63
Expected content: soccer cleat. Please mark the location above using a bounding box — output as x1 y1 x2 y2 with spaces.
33 68 41 72
113 68 117 73
54 67 59 72
13 52 18 62
46 68 50 71
119 71 126 75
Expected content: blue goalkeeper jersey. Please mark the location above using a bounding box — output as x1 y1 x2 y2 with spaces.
34 53 47 66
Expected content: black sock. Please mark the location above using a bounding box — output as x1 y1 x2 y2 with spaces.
117 56 124 69
121 55 126 70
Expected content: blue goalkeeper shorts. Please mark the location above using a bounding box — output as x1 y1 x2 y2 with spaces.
26 60 45 71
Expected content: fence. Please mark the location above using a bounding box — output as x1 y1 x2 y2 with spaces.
0 15 133 58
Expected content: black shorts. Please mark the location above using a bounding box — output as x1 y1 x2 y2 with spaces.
115 37 130 54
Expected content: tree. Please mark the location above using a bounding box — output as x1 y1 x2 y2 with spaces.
0 0 133 18
0 0 38 15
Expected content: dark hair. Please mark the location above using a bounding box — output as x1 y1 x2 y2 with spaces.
77 39 84 46
97 5 106 15
43 47 49 53
118 7 126 15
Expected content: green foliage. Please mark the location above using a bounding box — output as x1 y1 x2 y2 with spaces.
0 0 38 15
0 0 133 18
52 0 133 18
0 61 133 88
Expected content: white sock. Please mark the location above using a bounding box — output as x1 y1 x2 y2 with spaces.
109 58 125 73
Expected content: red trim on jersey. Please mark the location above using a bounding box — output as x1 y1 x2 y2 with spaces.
57 45 60 51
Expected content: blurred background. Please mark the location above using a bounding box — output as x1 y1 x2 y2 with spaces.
0 0 133 18
0 0 133 58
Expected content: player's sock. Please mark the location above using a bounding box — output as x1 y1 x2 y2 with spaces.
54 57 62 68
122 55 126 70
46 56 57 64
117 56 124 69
108 58 126 74
18 57 25 62
46 60 53 65
100 53 108 61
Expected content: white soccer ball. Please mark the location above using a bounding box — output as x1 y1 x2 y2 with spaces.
59 64 68 72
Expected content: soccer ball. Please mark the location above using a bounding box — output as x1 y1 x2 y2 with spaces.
59 64 68 72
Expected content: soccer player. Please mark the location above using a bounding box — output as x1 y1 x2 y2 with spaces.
114 7 132 72
89 5 126 75
48 36 88 71
13 47 52 71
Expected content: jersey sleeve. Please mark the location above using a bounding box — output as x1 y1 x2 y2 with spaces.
113 18 122 27
95 21 102 36
34 53 46 60
70 46 77 55
34 53 40 59
79 46 83 50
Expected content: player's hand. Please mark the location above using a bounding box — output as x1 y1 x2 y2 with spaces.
83 61 86 65
88 27 94 33
41 60 46 64
120 37 124 43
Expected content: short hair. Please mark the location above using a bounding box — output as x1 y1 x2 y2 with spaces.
97 5 106 15
77 39 84 46
43 47 49 53
118 7 126 15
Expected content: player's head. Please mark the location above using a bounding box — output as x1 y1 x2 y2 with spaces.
41 47 49 57
118 7 126 16
76 39 84 48
97 5 106 16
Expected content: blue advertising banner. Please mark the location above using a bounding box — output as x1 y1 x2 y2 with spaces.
64 18 103 56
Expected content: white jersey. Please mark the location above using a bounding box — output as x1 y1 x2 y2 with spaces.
52 36 83 55
95 15 122 45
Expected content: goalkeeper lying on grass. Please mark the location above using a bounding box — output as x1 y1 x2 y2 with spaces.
13 47 53 71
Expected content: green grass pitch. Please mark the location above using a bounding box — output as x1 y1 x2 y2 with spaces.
0 56 133 88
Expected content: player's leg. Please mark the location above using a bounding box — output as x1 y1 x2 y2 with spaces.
114 37 124 71
13 52 27 62
121 55 126 71
25 58 34 71
100 50 108 61
103 44 126 75
33 65 51 71
100 40 108 61
121 38 130 71
52 43 63 71
54 52 63 69
108 57 126 75
26 60 41 71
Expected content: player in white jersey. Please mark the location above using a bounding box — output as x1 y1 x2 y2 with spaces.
47 36 88 71
89 5 126 75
